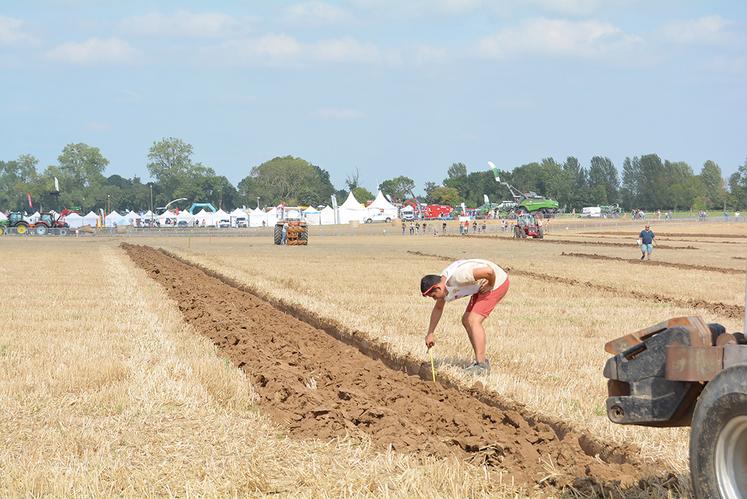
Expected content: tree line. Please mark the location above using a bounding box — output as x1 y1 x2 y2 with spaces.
1 137 745 213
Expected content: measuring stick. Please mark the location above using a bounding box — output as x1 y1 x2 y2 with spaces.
428 349 437 383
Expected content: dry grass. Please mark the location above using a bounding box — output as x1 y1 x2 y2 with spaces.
0 239 521 497
142 221 746 477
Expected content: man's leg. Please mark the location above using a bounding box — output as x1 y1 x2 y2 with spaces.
462 311 487 363
461 311 478 357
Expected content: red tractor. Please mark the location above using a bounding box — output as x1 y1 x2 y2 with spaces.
512 213 544 239
31 211 70 235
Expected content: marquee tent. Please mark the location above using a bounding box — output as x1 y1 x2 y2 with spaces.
125 211 141 224
214 209 230 226
26 211 41 223
230 208 248 226
158 210 177 226
303 206 321 225
338 192 366 224
367 191 398 220
0 212 7 221
105 210 123 227
249 207 265 227
194 209 214 227
265 207 278 226
82 211 99 227
320 205 335 225
176 211 195 225
65 212 84 228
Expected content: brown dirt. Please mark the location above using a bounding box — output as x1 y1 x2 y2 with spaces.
407 251 745 320
123 243 674 495
585 231 747 239
446 235 696 250
560 252 745 275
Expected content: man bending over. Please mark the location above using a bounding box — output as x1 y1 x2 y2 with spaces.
420 259 509 376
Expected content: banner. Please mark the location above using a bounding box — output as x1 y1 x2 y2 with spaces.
26 192 32 209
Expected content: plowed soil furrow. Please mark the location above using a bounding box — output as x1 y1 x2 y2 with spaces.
560 252 745 275
123 244 666 494
445 235 696 250
407 251 745 320
585 231 747 239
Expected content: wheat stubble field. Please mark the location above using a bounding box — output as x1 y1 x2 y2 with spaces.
1 220 745 497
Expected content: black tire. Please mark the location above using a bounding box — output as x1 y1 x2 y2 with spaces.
385 217 391 223
689 364 747 499
58 228 68 236
0 226 5 236
35 225 48 236
273 224 282 245
365 218 372 224
299 227 308 243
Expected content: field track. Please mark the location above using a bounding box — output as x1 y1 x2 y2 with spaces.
585 231 747 239
407 251 745 319
559 252 745 275
124 243 676 494
445 235 696 250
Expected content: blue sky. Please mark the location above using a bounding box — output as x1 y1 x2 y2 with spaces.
1 0 745 192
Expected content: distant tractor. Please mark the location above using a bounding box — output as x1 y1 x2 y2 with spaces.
273 206 308 246
31 212 69 235
512 213 544 239
0 212 30 235
488 161 560 217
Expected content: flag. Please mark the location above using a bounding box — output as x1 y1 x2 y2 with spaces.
54 177 59 192
26 192 32 209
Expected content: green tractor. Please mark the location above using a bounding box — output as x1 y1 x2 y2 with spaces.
488 161 560 217
0 212 31 235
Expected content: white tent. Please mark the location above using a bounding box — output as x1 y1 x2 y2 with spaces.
25 211 40 223
303 206 321 225
338 192 366 223
320 205 335 225
0 212 7 221
125 210 141 224
65 212 84 228
82 211 99 227
214 209 230 226
158 210 177 226
105 210 123 227
116 215 131 226
248 207 265 227
230 208 248 227
265 207 278 226
193 209 214 227
176 211 195 226
367 191 399 220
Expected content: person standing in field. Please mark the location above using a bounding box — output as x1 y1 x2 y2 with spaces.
442 221 447 234
421 259 510 376
639 224 655 260
401 221 406 235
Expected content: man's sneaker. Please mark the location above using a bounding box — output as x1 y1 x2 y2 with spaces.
464 359 490 376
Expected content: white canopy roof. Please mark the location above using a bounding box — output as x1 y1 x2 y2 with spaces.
143 210 155 218
230 208 247 217
0 212 7 221
215 209 230 219
340 192 365 210
369 191 397 211
177 211 194 220
65 212 82 220
303 206 320 214
82 211 99 225
125 210 140 220
105 210 122 220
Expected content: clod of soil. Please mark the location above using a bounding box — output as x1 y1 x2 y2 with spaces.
124 244 670 495
408 251 745 320
560 252 744 275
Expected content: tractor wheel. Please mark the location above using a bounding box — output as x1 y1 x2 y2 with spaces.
273 224 282 245
689 364 747 499
385 217 391 223
0 226 4 236
15 224 28 235
35 225 48 236
538 228 545 239
365 218 372 224
513 226 521 239
58 228 68 236
299 227 308 244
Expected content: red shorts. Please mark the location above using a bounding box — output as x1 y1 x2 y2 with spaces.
466 279 509 317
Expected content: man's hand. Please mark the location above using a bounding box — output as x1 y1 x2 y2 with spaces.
425 333 435 349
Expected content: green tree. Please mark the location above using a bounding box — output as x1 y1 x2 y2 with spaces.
588 156 619 205
0 154 39 211
352 186 374 203
238 156 336 206
427 186 461 205
699 160 726 209
379 176 415 203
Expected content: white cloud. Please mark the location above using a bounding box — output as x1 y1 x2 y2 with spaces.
285 2 349 25
660 15 732 45
413 44 449 64
478 18 641 59
529 0 601 16
0 16 36 45
317 107 365 119
223 34 394 65
46 37 137 64
122 10 239 38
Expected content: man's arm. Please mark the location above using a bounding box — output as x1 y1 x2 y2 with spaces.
425 298 445 348
473 267 496 294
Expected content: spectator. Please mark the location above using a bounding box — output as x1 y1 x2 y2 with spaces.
442 221 447 234
639 224 655 261
401 221 406 235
